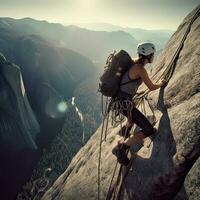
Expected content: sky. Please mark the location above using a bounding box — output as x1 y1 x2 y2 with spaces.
0 0 199 30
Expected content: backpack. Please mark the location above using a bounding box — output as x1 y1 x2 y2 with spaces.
99 50 134 97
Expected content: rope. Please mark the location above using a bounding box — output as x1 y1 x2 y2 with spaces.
106 95 155 200
105 161 119 200
99 98 135 200
136 6 200 102
104 7 200 200
114 158 135 200
104 97 110 142
98 95 110 200
105 99 144 200
103 90 153 200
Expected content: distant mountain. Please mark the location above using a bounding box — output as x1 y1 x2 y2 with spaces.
0 18 138 64
74 22 174 34
0 21 95 98
0 18 97 148
74 22 174 50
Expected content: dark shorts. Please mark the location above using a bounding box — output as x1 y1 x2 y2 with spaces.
112 96 154 137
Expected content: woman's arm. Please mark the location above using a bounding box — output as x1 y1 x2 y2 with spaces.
138 67 166 91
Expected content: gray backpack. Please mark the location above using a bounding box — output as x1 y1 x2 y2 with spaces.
99 50 134 97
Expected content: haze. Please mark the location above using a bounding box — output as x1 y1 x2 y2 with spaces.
0 0 199 30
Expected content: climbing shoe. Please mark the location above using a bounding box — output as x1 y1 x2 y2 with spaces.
118 126 131 138
112 143 130 166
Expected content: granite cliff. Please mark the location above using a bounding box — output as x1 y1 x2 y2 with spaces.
0 53 40 199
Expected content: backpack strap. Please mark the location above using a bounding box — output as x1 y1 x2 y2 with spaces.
119 77 141 86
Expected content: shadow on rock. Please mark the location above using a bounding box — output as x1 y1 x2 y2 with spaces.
119 87 188 200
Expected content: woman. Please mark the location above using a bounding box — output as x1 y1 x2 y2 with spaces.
112 42 166 166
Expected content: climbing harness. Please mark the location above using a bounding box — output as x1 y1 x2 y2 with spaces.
97 7 200 200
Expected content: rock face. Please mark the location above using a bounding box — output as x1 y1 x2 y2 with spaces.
42 6 200 200
0 53 41 200
0 53 39 152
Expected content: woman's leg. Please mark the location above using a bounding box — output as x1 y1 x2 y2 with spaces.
112 101 154 166
125 119 133 128
122 107 155 146
124 132 146 146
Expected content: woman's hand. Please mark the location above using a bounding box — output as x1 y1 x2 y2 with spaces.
139 67 166 91
159 79 167 87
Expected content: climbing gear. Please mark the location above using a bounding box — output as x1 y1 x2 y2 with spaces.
97 95 133 200
117 126 131 138
98 93 155 200
115 90 132 100
98 50 134 97
112 143 130 166
137 42 156 56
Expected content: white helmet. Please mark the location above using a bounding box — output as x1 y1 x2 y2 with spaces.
137 42 156 56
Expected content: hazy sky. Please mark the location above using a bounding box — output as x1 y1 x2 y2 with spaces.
0 0 199 30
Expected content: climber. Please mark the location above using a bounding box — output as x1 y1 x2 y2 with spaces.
112 42 167 166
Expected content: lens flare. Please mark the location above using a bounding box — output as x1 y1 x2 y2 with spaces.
57 101 68 112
